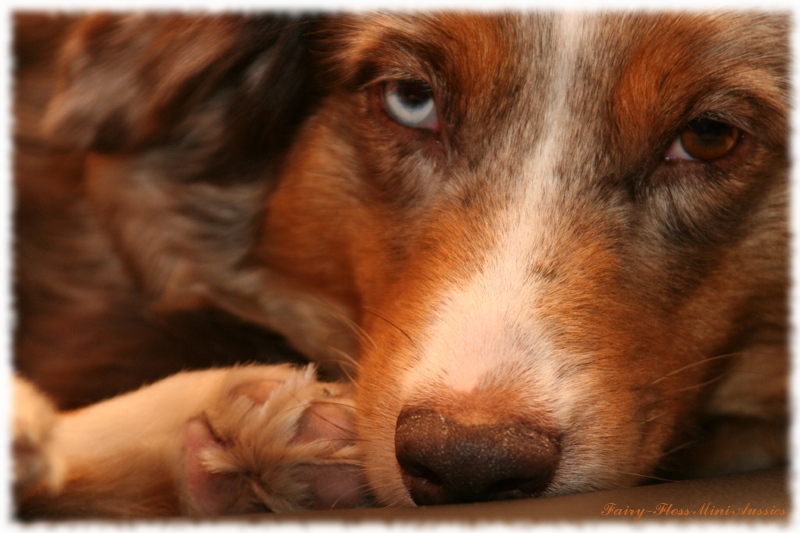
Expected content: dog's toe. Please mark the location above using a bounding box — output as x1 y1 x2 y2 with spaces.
289 401 367 509
182 365 369 515
12 377 64 500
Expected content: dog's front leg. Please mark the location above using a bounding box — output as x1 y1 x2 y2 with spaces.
13 365 368 518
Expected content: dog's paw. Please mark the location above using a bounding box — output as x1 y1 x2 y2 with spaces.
12 377 64 499
181 365 369 515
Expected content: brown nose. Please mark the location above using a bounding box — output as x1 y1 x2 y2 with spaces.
395 408 560 505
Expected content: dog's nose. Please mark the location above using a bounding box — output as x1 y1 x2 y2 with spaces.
395 408 560 505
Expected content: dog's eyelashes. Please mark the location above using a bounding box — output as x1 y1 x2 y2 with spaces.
383 80 439 131
665 117 742 162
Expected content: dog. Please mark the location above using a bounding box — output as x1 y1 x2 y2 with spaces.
12 11 789 518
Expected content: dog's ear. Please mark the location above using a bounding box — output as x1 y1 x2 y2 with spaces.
43 14 318 154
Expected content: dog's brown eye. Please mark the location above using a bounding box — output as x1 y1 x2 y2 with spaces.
383 80 438 130
665 118 742 162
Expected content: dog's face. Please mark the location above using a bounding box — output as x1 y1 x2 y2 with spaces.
254 13 789 505
43 12 788 507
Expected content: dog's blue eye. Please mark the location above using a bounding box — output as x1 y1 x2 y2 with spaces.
383 80 438 130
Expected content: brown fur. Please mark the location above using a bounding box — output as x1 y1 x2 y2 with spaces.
13 11 789 515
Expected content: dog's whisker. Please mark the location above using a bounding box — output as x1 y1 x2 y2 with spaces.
643 410 666 424
643 418 675 428
668 372 727 395
323 313 376 353
242 287 368 347
361 306 417 349
305 420 359 438
328 347 362 373
325 479 380 510
648 351 741 387
309 399 370 416
609 470 680 484
659 439 699 459
336 361 358 384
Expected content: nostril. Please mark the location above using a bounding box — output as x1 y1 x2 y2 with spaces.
399 461 442 486
395 408 560 505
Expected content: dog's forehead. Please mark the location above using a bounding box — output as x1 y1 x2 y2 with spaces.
336 12 787 123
